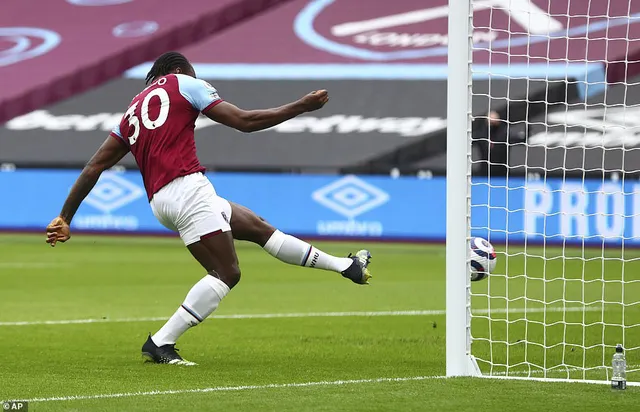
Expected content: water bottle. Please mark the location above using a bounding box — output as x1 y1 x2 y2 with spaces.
611 344 627 390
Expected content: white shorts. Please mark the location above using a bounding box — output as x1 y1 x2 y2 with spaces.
150 173 232 246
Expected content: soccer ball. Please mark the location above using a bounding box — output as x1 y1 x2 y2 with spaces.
469 237 496 281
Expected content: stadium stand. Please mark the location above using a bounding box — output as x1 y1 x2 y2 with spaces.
3 0 639 176
510 76 640 179
1 79 434 172
1 0 437 172
0 0 294 124
344 79 580 176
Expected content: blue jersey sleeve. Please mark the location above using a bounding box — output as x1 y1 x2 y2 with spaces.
110 123 123 139
176 74 223 112
109 123 128 147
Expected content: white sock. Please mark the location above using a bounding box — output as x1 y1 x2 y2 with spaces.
152 275 230 346
263 230 352 273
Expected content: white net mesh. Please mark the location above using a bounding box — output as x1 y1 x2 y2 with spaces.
467 0 640 381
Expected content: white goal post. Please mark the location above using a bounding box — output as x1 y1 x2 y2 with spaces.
446 0 640 383
446 0 479 377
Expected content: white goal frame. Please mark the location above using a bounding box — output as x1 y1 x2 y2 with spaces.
446 0 481 377
445 0 640 385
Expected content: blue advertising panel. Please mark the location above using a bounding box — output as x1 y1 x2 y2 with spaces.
0 170 444 240
471 178 640 245
1 170 639 245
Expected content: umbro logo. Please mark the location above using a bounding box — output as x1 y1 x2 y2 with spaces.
85 173 144 213
312 175 389 219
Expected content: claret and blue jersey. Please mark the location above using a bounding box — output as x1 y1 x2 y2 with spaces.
109 74 224 200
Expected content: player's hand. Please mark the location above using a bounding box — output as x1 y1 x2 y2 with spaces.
299 90 329 112
46 217 71 247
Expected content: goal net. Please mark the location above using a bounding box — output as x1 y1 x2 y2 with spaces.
447 0 640 383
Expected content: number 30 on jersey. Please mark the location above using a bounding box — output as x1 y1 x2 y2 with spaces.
124 87 171 145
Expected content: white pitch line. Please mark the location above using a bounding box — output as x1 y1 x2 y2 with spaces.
10 376 439 403
0 262 72 268
482 375 640 387
10 372 640 403
490 364 640 377
0 307 602 327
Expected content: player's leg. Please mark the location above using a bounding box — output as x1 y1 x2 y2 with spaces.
142 174 238 365
228 201 372 284
186 233 240 287
145 232 239 356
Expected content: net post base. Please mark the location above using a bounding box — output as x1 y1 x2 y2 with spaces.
468 355 482 376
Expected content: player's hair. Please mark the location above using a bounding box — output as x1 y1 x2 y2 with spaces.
145 52 191 85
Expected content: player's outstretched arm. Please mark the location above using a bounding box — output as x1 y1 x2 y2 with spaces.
204 90 329 133
45 136 129 246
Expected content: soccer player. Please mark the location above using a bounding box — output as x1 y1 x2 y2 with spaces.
45 52 372 366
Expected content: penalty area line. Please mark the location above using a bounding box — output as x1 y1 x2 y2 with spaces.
0 306 602 327
11 376 439 403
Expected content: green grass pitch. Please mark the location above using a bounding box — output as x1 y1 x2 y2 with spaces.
0 234 638 411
